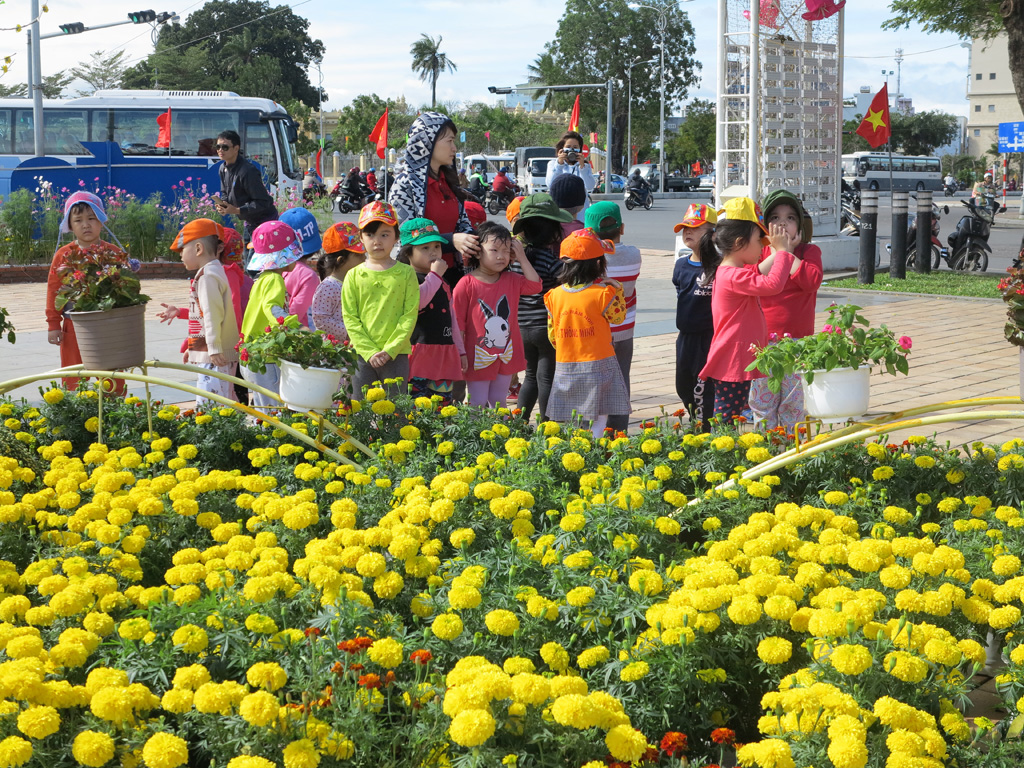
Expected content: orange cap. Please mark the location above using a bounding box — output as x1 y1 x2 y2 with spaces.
505 196 525 224
170 218 225 251
322 222 365 254
560 228 615 261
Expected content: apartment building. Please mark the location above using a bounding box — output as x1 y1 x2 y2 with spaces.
967 32 1024 158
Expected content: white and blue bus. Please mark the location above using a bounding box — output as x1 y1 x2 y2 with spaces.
0 90 301 198
842 151 942 192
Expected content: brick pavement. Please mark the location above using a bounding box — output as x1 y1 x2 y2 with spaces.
3 257 1023 445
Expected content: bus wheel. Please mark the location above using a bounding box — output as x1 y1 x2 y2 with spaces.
869 180 879 191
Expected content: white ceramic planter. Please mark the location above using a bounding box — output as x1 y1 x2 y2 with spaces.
801 366 871 424
278 360 341 412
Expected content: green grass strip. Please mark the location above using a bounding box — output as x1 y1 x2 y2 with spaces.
824 270 1003 299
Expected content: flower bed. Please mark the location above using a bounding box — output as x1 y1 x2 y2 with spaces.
3 389 1024 767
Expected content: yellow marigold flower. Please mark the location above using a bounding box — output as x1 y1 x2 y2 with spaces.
655 516 681 535
727 594 762 625
431 613 463 641
993 555 1021 577
448 709 496 747
0 737 32 768
282 739 319 768
561 452 585 472
830 644 873 675
171 624 208 654
640 439 662 454
566 586 595 607
628 569 663 596
605 725 647 762
823 491 849 506
141 733 189 768
16 706 60 739
510 673 550 705
239 691 280 727
560 513 586 532
367 637 403 668
577 645 610 669
756 637 792 665
885 651 929 683
711 436 734 452
619 661 649 681
540 642 570 671
485 609 520 636
247 662 287 692
72 731 115 768
915 455 936 469
227 758 276 768
989 605 1021 630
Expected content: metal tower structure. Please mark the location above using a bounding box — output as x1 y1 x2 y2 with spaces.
716 0 844 235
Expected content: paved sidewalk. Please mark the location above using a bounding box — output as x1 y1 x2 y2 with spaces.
3 257 1023 445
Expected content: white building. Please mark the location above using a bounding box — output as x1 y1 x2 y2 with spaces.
966 32 1024 158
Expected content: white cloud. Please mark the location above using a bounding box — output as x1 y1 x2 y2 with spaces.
0 0 974 118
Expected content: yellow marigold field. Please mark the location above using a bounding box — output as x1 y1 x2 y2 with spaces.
3 390 1024 767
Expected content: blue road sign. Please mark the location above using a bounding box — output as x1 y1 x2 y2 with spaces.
998 121 1024 152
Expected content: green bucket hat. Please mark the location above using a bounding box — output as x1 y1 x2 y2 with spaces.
512 193 574 235
399 217 449 246
761 189 813 243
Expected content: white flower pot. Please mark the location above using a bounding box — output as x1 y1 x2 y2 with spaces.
1019 349 1024 401
801 366 871 424
278 360 340 412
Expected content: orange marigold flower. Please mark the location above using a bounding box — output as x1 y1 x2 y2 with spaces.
710 728 735 745
661 732 688 756
358 674 382 689
410 650 433 665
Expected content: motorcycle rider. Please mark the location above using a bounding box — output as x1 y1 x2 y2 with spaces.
366 167 378 193
627 168 651 206
467 168 488 200
342 167 364 203
492 167 516 202
972 172 996 211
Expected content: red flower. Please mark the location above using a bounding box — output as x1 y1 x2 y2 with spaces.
264 326 272 333
710 728 735 745
410 649 433 665
240 349 249 362
660 732 688 756
641 746 659 763
383 671 396 686
330 662 344 675
348 663 364 672
357 673 382 689
277 316 286 324
304 627 321 637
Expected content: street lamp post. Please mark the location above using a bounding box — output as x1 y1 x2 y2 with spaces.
627 58 656 169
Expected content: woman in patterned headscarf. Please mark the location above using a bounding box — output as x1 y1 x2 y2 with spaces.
391 112 480 288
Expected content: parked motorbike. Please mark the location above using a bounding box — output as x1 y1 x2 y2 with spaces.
839 190 861 236
942 198 1005 272
885 202 949 269
624 185 652 211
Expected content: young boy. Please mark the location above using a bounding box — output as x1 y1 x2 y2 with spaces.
549 175 586 238
239 220 304 408
341 201 419 399
156 219 239 406
584 201 641 433
46 191 132 392
748 190 823 433
279 207 322 328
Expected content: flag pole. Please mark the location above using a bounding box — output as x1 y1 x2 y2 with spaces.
383 100 389 201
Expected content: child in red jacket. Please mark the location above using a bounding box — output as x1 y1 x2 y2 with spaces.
747 190 823 433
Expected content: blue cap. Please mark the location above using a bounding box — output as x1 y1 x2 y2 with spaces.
278 207 322 256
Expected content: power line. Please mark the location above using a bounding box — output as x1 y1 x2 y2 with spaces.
843 41 964 60
100 0 208 58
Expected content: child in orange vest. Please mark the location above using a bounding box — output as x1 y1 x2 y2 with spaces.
544 228 630 438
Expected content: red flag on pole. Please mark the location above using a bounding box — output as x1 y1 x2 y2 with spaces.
855 84 891 149
691 161 701 175
368 108 389 160
315 147 323 177
155 108 171 149
568 95 580 133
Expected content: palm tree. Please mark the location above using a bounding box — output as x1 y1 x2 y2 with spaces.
410 34 457 108
525 51 558 109
222 29 257 74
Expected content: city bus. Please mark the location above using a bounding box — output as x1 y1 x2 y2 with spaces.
0 90 301 197
841 151 942 192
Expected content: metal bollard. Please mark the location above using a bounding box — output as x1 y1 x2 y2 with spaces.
890 191 908 280
858 189 878 284
915 191 932 274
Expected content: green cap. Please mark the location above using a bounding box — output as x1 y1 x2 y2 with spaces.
761 189 813 243
512 193 574 235
584 201 623 233
399 217 448 246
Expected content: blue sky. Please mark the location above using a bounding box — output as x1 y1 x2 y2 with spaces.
1 0 973 116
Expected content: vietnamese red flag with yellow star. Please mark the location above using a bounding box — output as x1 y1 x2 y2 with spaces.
568 95 580 132
855 84 891 148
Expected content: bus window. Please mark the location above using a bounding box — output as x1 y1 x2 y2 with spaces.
110 109 165 154
0 109 11 154
172 110 239 157
890 158 904 172
44 110 89 155
244 122 277 186
272 120 300 181
13 109 34 154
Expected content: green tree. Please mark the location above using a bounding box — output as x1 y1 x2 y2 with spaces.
883 0 1024 116
122 0 325 107
331 95 417 156
410 34 458 109
525 51 559 109
666 99 716 171
536 0 699 173
70 51 129 96
0 72 73 98
844 110 958 156
457 104 562 153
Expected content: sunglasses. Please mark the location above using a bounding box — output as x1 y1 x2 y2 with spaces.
215 144 234 151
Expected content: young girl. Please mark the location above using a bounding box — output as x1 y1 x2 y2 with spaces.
280 207 322 328
672 204 721 432
698 197 796 425
544 229 630 438
341 202 420 398
453 221 542 408
311 222 365 340
397 217 467 402
747 190 823 433
239 221 304 408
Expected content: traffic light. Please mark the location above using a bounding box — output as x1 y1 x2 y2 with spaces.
128 10 157 23
156 12 176 23
59 22 85 34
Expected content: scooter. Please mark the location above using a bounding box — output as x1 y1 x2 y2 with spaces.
942 198 1004 272
486 187 518 215
943 181 957 197
885 202 949 269
840 190 862 236
624 185 653 210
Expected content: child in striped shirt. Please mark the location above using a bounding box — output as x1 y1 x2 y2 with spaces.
584 201 640 433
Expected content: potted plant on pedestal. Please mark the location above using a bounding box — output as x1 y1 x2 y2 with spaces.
54 243 148 371
747 303 913 423
239 321 358 411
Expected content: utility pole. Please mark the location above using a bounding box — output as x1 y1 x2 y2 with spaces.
894 48 904 112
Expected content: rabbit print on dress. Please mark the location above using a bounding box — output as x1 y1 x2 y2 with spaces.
474 295 514 370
